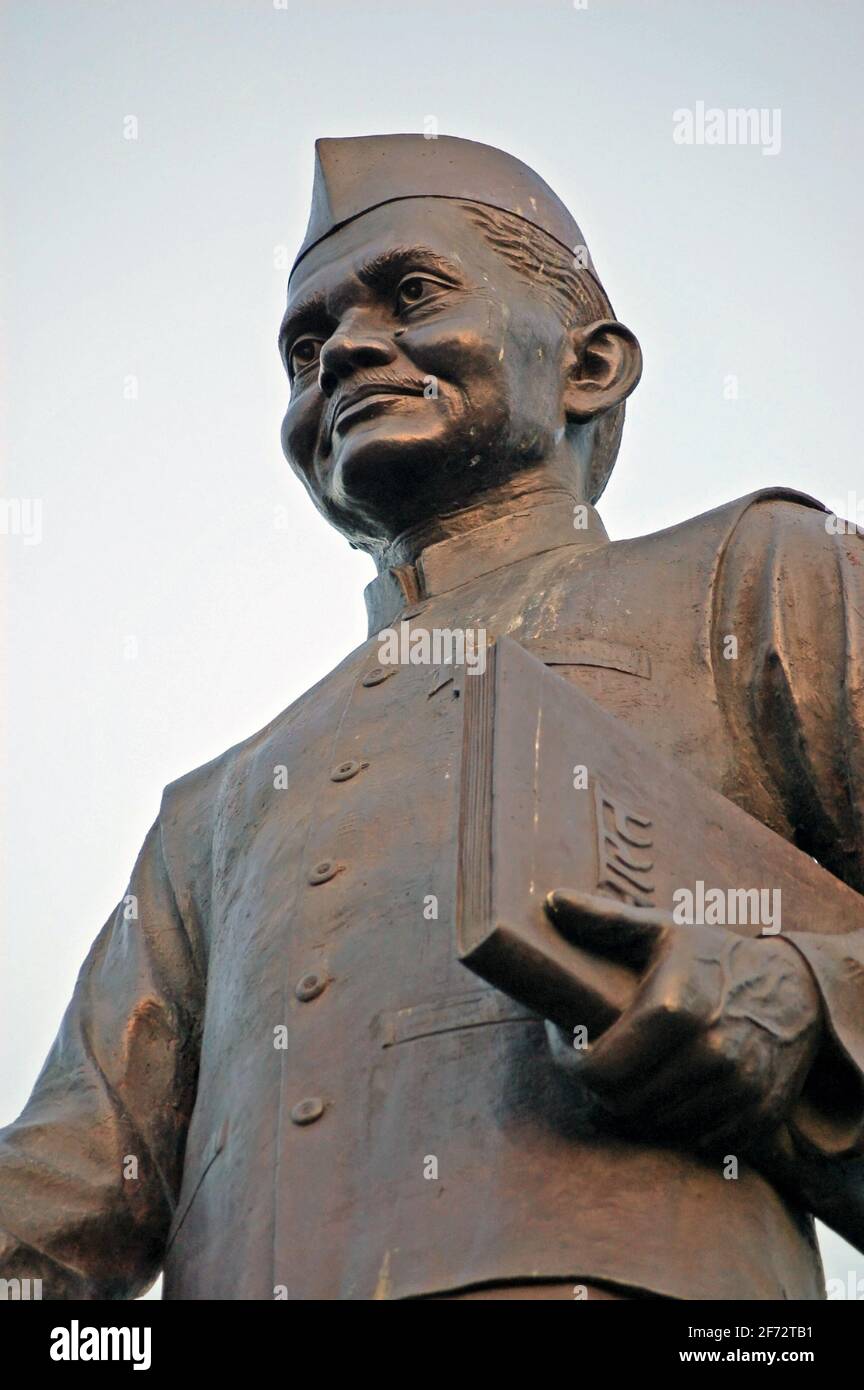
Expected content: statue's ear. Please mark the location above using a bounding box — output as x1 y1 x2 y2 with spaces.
563 319 642 422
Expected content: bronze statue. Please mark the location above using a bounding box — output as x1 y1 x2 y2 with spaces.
1 134 862 1301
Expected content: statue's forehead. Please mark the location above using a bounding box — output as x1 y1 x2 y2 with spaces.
286 198 486 304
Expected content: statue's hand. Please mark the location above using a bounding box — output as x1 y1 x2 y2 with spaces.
544 889 824 1153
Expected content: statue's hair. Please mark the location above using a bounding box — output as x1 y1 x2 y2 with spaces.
460 202 625 504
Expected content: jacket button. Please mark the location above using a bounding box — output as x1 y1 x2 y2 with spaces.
295 971 328 1002
290 1097 325 1126
362 666 395 687
330 758 368 782
308 859 342 885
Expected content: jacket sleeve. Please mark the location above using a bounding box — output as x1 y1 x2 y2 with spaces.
717 495 864 1247
0 812 204 1299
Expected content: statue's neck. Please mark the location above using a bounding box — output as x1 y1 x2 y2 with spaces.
375 469 589 574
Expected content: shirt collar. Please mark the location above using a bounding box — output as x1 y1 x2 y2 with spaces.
363 491 608 635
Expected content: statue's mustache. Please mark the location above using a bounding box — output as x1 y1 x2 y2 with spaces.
325 371 430 441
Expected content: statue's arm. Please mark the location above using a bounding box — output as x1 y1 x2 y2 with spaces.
543 498 864 1249
718 496 864 1244
0 814 204 1298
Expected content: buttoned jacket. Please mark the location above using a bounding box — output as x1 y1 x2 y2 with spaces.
2 488 863 1299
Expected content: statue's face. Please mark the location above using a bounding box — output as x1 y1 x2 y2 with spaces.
279 198 573 545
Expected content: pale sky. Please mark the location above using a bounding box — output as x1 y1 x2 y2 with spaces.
2 0 862 1297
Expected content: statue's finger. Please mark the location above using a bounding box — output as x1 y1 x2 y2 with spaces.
603 1038 730 1126
576 985 700 1095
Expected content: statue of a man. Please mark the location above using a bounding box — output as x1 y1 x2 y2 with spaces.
2 135 863 1301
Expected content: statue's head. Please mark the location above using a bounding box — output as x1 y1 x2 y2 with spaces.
279 135 641 557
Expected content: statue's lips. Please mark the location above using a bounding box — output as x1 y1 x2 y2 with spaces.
332 385 425 436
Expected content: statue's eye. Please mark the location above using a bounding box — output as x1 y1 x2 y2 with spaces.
289 337 321 376
395 275 439 311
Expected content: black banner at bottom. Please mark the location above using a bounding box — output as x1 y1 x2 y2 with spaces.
4 1295 860 1375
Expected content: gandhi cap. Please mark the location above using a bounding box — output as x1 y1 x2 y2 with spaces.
291 133 598 281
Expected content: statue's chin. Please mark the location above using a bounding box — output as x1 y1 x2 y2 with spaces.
318 405 521 544
328 420 465 517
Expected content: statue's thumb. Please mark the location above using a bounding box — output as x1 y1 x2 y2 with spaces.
545 888 667 964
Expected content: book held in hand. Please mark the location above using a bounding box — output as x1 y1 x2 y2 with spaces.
456 637 864 1038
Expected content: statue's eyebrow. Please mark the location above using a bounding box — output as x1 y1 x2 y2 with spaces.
357 246 463 291
278 248 463 366
278 289 329 364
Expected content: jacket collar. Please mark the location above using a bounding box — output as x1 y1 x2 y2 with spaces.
363 491 608 636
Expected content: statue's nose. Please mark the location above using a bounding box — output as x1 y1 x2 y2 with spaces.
318 315 396 395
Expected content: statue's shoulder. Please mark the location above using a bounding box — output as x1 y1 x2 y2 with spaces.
550 486 835 651
158 733 253 837
617 486 828 565
158 637 370 828
156 703 304 868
